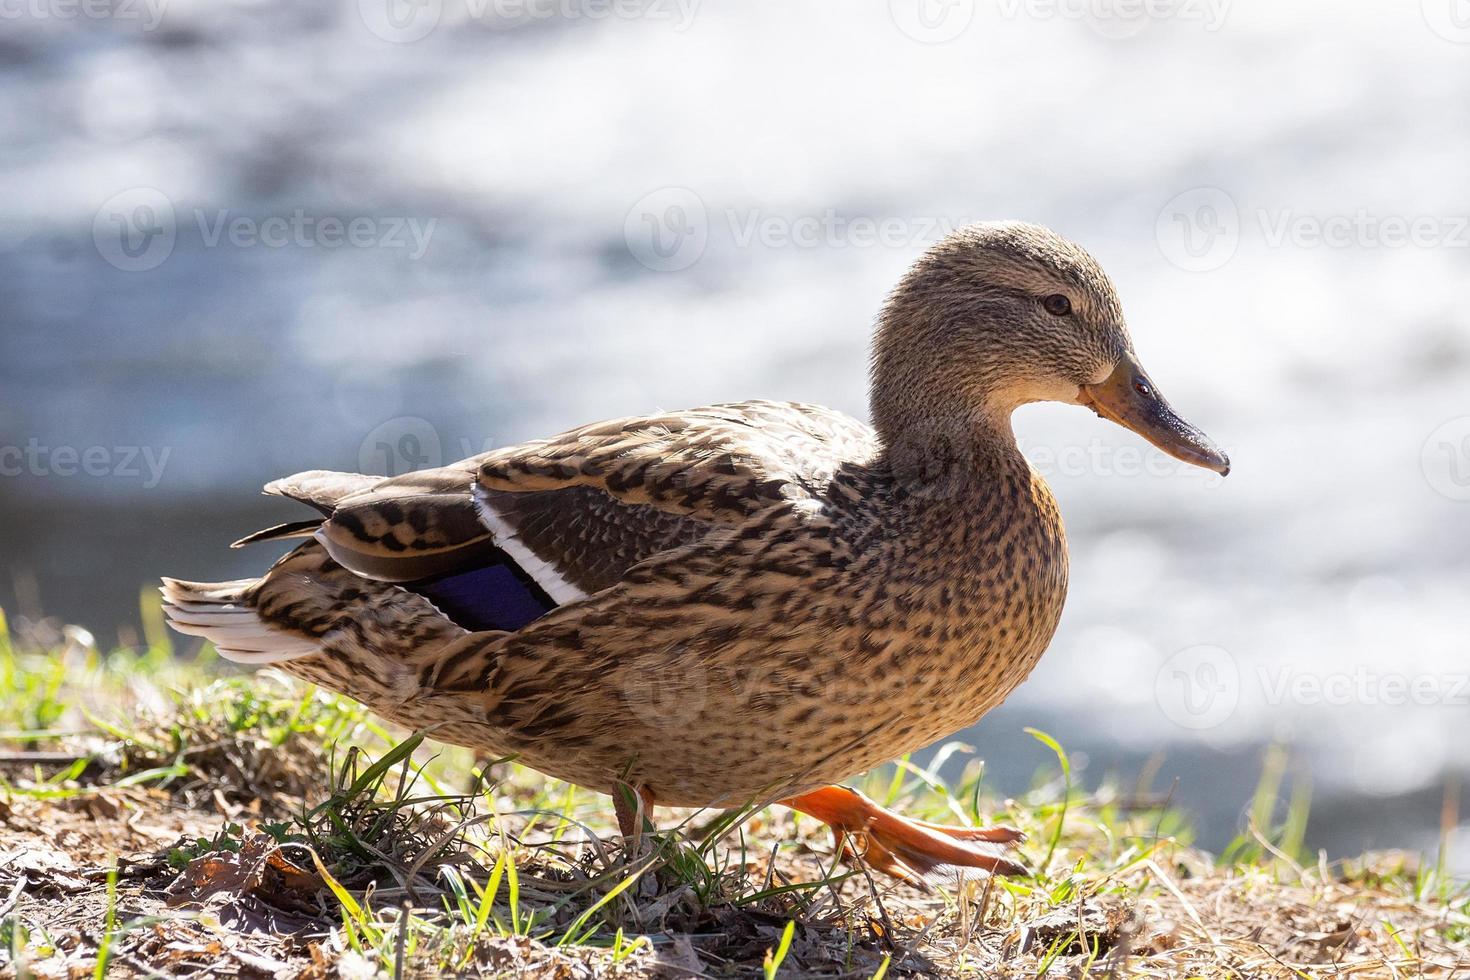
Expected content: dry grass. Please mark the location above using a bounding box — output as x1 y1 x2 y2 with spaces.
0 607 1466 978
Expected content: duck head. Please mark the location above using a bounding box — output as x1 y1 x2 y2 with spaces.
871 221 1229 476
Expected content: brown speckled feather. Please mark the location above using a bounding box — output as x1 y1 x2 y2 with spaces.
475 401 877 524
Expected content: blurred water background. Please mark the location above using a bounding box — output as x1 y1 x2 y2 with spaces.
2 0 1469 865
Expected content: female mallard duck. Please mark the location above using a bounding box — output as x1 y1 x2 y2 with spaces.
163 222 1227 880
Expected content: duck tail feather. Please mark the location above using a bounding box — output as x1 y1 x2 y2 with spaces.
231 519 325 549
160 576 321 665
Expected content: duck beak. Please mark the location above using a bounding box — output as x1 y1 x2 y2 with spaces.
1078 352 1230 476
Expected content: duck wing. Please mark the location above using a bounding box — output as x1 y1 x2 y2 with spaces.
475 400 875 522
238 400 872 635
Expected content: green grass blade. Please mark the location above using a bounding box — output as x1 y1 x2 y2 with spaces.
1025 728 1071 874
763 919 796 980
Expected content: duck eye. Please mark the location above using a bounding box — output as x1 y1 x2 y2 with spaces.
1133 380 1152 398
1042 293 1072 317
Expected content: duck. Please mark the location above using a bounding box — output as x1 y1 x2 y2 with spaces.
162 222 1228 881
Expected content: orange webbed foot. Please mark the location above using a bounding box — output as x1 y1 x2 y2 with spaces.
782 785 1027 881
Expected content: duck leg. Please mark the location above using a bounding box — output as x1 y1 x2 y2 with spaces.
781 785 1027 881
612 782 655 838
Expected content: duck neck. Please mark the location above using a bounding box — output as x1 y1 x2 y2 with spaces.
873 402 1032 501
869 300 1034 482
870 359 1030 496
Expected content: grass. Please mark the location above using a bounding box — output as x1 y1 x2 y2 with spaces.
0 604 1467 978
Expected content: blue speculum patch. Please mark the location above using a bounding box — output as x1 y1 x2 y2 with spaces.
407 557 556 632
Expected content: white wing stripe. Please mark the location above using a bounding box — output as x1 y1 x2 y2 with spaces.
473 489 589 605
